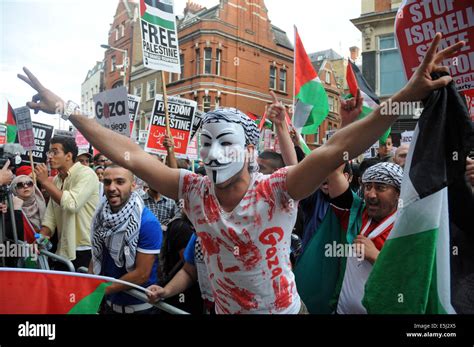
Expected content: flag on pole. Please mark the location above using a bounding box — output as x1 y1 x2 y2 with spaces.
346 60 390 144
6 102 17 143
293 27 329 135
362 76 474 314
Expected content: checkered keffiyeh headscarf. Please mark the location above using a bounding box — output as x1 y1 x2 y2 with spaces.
362 162 403 190
202 108 260 147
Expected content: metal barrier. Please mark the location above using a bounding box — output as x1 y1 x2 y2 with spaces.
125 288 190 315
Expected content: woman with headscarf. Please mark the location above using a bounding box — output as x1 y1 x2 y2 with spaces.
10 175 46 232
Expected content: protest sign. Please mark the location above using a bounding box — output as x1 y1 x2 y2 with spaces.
128 94 141 139
401 130 415 146
139 0 180 73
20 122 54 164
144 95 196 157
395 1 474 92
14 107 35 151
0 125 6 145
93 87 130 136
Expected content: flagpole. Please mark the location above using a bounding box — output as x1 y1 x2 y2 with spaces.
161 70 173 159
28 151 36 185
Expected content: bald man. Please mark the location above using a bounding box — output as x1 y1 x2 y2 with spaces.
394 144 410 168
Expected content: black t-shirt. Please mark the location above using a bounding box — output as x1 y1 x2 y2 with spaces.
160 217 194 283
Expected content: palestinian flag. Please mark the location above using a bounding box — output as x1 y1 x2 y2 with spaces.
140 0 176 30
293 27 329 135
0 268 114 314
362 76 474 314
346 60 390 144
246 111 272 130
294 209 344 313
6 102 17 143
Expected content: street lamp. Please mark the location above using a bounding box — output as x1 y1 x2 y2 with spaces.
101 44 128 91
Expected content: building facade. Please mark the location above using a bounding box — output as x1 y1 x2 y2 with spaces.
306 51 344 147
167 0 294 117
129 0 294 146
351 0 415 140
103 0 139 91
81 61 104 116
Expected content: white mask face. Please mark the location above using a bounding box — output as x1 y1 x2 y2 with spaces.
200 122 246 185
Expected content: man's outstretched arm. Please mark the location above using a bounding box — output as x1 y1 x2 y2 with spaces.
282 33 464 201
17 69 180 200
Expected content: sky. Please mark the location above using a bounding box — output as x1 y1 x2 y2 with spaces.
0 0 361 129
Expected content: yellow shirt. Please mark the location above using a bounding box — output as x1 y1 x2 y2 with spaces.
42 162 99 261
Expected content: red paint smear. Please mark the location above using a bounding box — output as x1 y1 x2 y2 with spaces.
198 194 220 225
256 179 275 220
272 275 293 311
219 228 262 270
217 255 224 272
225 266 240 273
197 232 220 258
216 277 258 311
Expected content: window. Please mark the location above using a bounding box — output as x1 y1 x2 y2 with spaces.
195 49 200 75
111 56 116 72
269 66 277 89
204 48 212 74
134 84 142 97
179 54 184 79
115 28 119 41
328 96 335 112
325 71 331 84
147 79 156 100
120 23 125 38
203 96 211 112
379 34 406 96
215 97 220 109
216 49 222 76
279 69 286 92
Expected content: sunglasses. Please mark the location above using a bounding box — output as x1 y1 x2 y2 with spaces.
16 181 34 189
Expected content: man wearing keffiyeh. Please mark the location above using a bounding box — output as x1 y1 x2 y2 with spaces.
325 161 403 314
89 164 163 314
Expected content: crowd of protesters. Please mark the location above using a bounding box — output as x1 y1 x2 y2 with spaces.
1 33 473 315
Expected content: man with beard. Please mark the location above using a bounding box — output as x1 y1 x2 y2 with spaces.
18 33 464 313
326 162 403 313
89 165 162 314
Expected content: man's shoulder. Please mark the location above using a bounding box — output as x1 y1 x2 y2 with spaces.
71 163 98 179
141 207 160 225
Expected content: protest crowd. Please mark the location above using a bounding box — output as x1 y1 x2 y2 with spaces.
1 0 473 317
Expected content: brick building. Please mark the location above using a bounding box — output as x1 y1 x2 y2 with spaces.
166 0 294 117
103 0 139 91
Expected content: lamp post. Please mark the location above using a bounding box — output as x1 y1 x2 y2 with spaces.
101 44 128 91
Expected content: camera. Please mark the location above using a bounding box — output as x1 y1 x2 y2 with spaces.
0 143 24 172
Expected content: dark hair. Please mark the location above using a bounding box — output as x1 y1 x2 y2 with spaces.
93 153 105 162
258 150 284 169
195 166 207 176
51 136 78 162
343 161 353 176
379 134 392 146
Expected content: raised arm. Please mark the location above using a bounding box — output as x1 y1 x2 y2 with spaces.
267 91 298 166
17 68 180 200
285 33 464 201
